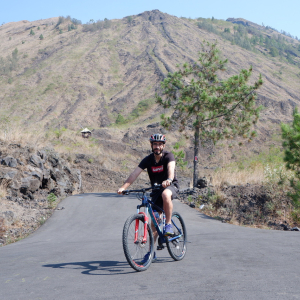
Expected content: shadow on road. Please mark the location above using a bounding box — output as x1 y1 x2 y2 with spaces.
43 256 174 275
196 212 217 220
43 260 135 275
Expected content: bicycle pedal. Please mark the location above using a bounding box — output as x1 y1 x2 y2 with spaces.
157 245 164 250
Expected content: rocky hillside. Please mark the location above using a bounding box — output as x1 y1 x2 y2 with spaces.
0 141 81 245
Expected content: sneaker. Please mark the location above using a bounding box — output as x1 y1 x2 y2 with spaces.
164 223 174 236
141 251 157 264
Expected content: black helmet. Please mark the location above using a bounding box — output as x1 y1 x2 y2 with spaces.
149 133 166 144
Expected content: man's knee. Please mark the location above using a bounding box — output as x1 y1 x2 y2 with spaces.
162 189 172 201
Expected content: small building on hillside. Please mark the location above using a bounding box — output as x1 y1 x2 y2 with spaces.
81 128 92 138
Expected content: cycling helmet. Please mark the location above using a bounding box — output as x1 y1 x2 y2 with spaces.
149 133 166 144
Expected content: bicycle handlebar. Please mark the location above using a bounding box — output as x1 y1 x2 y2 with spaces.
122 184 162 195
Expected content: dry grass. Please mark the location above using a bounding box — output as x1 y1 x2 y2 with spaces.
0 179 11 199
0 125 46 148
0 217 7 238
211 165 265 187
50 130 106 158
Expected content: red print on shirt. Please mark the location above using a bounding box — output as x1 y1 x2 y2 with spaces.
151 165 164 173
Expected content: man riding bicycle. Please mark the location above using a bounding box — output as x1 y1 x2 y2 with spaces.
117 133 179 247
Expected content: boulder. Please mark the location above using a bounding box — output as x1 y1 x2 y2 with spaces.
20 177 41 194
29 154 44 169
45 178 55 190
43 168 51 180
1 156 18 168
37 150 47 161
51 168 63 181
197 177 208 189
31 170 43 181
0 168 18 180
48 152 60 167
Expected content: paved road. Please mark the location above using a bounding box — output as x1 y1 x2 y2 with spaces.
0 193 300 300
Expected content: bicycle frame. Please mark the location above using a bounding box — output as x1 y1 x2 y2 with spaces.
135 193 183 245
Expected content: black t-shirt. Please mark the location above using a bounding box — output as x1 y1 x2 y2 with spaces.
138 151 179 188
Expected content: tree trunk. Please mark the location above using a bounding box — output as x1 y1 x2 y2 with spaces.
193 124 200 188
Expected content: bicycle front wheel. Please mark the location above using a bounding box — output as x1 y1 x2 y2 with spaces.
122 214 154 272
166 211 187 261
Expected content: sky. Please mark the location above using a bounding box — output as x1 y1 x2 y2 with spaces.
1 0 300 39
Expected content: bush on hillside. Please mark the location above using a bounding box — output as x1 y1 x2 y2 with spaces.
281 108 300 209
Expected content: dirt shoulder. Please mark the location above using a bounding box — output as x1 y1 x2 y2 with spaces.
178 183 300 231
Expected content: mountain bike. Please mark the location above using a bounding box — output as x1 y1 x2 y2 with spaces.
122 184 187 272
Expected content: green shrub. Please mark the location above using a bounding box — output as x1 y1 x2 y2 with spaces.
71 18 82 25
56 16 68 27
47 193 57 207
53 127 67 139
0 48 18 75
270 47 279 57
116 114 126 125
43 83 55 94
129 98 154 120
83 19 111 32
291 209 300 223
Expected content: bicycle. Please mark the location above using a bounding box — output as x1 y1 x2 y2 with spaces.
122 184 187 272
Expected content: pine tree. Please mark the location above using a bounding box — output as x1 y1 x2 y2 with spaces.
172 142 188 171
156 41 263 187
281 108 300 208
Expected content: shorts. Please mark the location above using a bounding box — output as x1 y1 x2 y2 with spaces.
150 185 178 212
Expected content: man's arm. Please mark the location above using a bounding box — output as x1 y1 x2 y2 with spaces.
162 160 175 188
117 167 143 194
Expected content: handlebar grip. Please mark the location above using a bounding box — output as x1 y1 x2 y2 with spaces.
153 184 162 190
122 190 129 195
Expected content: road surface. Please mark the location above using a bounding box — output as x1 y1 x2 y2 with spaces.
1 193 300 299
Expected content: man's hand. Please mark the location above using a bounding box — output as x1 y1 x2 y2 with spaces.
162 179 172 188
117 188 125 195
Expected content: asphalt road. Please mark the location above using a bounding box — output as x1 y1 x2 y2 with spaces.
0 192 300 300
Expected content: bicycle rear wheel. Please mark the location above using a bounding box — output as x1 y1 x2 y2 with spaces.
122 214 154 272
166 211 187 261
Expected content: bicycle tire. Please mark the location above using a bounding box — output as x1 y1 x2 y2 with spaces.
166 211 187 261
122 214 154 272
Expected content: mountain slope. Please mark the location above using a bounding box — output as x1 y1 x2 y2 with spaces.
1 10 300 172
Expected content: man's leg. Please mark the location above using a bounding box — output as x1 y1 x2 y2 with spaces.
162 188 173 224
151 221 158 244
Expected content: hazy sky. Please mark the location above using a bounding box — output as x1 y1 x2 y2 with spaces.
1 0 299 39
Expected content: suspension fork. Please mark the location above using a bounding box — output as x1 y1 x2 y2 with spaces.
134 212 149 243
